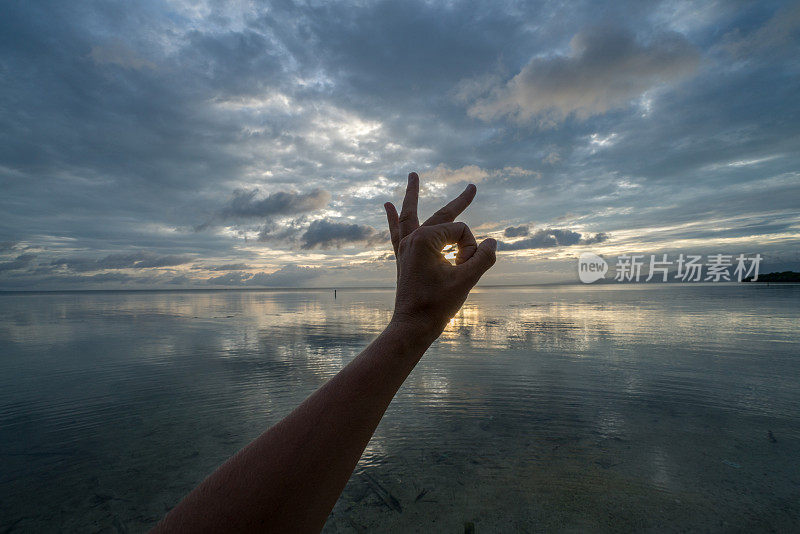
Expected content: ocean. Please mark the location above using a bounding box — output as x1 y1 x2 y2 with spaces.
1 284 798 532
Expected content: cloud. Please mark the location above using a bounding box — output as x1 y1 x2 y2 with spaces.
724 3 800 58
301 219 387 249
580 232 610 245
192 263 251 271
255 217 389 251
207 264 321 287
90 41 156 70
503 225 529 238
469 26 699 123
498 229 610 250
0 253 36 272
1 2 799 288
498 228 596 250
132 254 193 268
215 188 331 222
423 165 537 184
0 270 140 289
52 251 192 272
248 265 320 286
197 188 331 232
543 151 561 165
79 272 136 283
257 218 308 243
424 164 490 184
0 241 20 252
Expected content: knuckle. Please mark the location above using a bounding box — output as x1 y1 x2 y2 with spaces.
398 234 418 252
414 226 432 239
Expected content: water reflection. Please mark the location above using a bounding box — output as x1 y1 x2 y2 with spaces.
0 285 798 531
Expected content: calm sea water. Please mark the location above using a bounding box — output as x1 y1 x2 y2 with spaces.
1 285 798 532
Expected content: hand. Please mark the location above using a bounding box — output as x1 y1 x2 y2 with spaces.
384 172 497 338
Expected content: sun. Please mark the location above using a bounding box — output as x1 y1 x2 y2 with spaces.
441 243 458 264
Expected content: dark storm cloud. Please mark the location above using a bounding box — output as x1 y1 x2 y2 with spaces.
470 26 699 124
301 220 387 250
52 252 192 272
0 253 36 272
216 188 330 222
257 219 308 243
498 229 607 251
504 225 529 238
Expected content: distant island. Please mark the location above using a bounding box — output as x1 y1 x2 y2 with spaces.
743 271 800 283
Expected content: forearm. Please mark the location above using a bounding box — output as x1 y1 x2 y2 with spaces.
153 320 437 533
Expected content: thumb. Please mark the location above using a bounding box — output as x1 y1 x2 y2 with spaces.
458 238 497 284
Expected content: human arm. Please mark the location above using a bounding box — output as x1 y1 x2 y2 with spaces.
152 172 497 533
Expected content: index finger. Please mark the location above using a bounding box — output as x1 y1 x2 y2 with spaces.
422 183 477 226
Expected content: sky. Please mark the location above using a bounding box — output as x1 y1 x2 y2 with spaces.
1 0 799 289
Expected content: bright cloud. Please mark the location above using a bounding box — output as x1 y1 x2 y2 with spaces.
469 26 700 124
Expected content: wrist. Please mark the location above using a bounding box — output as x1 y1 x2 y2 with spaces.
387 312 443 345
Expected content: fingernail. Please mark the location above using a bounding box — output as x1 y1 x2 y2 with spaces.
408 172 418 180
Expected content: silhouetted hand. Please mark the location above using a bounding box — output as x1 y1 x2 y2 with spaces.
384 172 497 337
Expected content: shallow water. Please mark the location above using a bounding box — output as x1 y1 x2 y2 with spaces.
1 285 798 532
